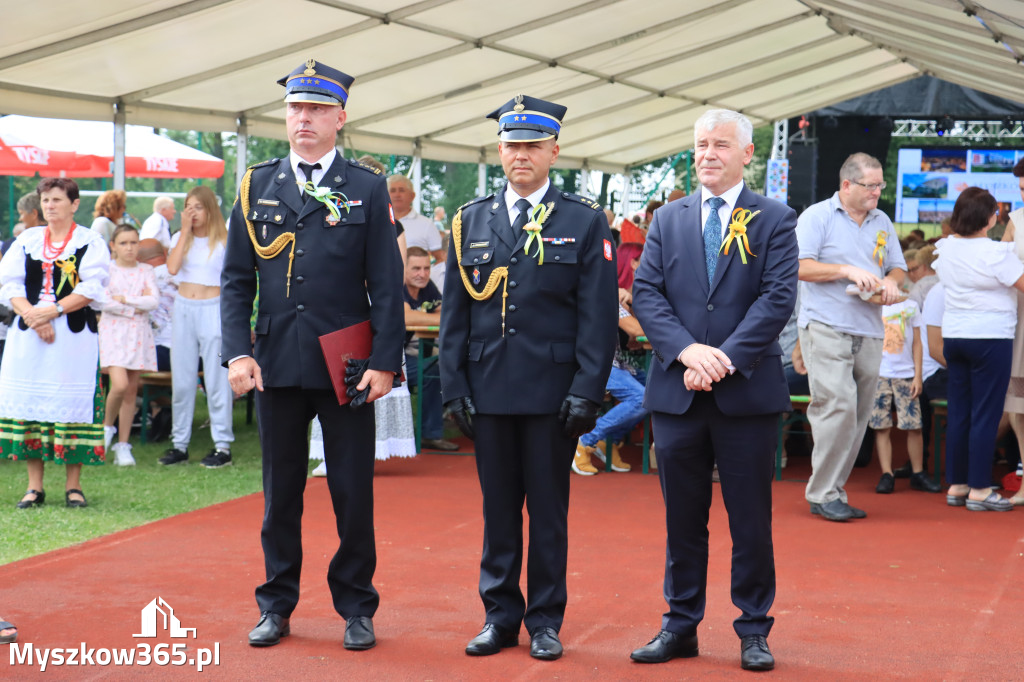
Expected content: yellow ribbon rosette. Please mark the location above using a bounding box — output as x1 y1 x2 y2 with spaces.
718 208 760 264
54 255 79 295
873 230 887 268
522 202 554 264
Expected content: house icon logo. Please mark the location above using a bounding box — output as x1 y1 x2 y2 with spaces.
133 597 197 639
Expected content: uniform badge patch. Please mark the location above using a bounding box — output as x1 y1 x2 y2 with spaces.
473 267 480 284
388 203 395 225
603 239 613 261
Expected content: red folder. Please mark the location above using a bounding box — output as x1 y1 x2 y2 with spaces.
319 320 373 405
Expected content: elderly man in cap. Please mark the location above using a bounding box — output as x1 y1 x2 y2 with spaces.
439 94 618 661
221 59 404 651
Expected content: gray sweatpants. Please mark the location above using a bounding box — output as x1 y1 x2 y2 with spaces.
171 295 234 452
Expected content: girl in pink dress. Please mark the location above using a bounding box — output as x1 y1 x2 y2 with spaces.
100 225 158 466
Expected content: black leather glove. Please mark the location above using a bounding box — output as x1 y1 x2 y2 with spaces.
558 395 600 439
444 396 476 441
344 358 371 409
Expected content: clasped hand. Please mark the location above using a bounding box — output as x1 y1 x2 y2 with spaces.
680 343 733 392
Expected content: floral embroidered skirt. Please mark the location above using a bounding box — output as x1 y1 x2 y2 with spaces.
0 366 106 465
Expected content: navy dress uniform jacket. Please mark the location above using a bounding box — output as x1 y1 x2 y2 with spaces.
633 186 798 416
220 155 404 384
439 182 618 414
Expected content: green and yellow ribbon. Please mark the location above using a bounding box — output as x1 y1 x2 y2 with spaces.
522 201 554 264
298 181 351 222
54 256 79 295
719 208 760 264
873 230 887 268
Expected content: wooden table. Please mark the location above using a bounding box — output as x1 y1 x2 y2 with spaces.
406 325 439 452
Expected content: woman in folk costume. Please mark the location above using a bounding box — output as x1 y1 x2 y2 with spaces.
0 177 111 508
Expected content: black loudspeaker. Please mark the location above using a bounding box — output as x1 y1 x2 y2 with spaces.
788 142 818 215
812 116 893 197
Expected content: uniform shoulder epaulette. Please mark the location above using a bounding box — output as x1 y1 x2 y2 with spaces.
561 191 602 211
350 159 383 175
457 194 494 212
248 158 278 170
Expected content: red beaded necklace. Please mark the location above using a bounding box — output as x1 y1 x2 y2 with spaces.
43 223 76 261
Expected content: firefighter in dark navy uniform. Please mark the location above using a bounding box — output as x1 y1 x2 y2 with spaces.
439 94 618 661
220 59 404 652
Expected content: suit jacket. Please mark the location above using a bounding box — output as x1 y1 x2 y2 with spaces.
439 182 618 414
633 185 798 416
220 154 404 389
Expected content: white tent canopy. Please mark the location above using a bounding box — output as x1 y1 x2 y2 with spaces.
2 0 1023 174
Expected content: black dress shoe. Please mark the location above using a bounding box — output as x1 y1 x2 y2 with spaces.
343 616 375 650
909 471 942 493
65 489 88 508
530 627 562 661
875 472 894 494
740 634 774 671
892 461 913 479
809 499 852 522
630 630 699 663
15 489 45 509
249 612 289 647
465 624 518 656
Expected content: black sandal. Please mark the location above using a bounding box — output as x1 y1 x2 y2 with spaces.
65 489 88 508
15 489 45 509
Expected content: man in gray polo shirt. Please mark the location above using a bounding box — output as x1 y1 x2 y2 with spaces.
797 152 905 522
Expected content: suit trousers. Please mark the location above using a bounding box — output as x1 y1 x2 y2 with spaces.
653 393 777 639
800 321 882 504
473 413 576 634
254 386 379 620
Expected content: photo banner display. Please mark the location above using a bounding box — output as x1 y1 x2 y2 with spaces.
895 147 1022 225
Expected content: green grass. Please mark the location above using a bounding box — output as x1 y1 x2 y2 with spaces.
0 393 268 565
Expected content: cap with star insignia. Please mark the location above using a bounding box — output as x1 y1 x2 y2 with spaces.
278 59 354 108
487 94 567 142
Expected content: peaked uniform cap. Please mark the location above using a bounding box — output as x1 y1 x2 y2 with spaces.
278 59 354 107
487 94 567 142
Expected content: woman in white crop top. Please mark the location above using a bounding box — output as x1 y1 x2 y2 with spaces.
162 186 234 467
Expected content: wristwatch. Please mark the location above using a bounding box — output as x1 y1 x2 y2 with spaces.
54 302 65 317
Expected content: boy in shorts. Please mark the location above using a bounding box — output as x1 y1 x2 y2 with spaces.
871 298 942 494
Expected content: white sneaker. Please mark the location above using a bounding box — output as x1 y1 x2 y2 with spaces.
311 461 327 477
112 442 136 466
103 425 117 451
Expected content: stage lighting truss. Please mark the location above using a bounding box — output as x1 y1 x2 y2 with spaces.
892 119 1024 139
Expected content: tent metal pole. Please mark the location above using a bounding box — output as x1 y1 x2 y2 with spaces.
113 100 126 190
411 140 422 215
7 176 13 238
236 115 248 188
477 149 486 197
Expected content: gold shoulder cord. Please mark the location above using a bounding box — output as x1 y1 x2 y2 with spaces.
241 167 297 296
452 206 511 336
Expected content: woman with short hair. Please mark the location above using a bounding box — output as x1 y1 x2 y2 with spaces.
91 189 127 244
934 186 1024 511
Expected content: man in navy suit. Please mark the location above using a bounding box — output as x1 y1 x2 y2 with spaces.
630 109 798 671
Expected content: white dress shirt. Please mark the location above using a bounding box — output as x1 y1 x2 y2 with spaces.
289 148 337 189
504 180 551 225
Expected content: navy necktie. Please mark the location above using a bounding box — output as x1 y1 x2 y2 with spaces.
511 198 532 240
703 196 725 285
297 162 321 192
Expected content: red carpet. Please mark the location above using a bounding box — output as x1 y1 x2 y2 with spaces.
1 448 1022 680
